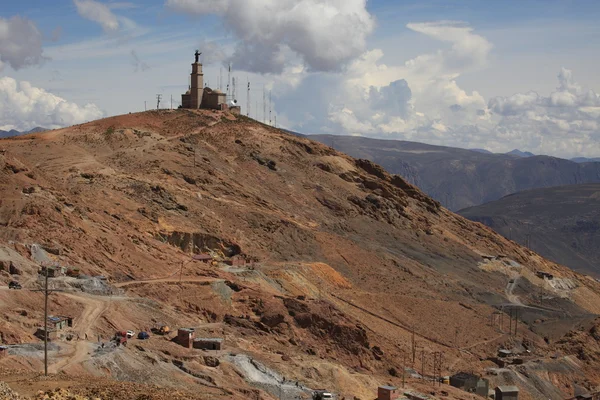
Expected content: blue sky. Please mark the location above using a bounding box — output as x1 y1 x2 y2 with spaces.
2 0 600 157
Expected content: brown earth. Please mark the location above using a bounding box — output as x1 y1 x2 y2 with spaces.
0 109 598 399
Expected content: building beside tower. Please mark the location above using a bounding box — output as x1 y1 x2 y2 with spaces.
181 50 240 114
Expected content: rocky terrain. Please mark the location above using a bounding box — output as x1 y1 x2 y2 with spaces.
459 184 600 277
0 109 598 399
310 134 600 211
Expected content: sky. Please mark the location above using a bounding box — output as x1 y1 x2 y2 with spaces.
2 0 600 158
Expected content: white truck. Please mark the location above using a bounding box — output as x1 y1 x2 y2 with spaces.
313 390 334 400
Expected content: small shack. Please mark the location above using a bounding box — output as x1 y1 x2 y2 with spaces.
498 349 512 358
193 337 223 350
41 265 65 277
536 271 554 280
0 346 7 359
225 255 246 267
450 372 489 397
176 328 195 349
35 327 57 341
495 386 519 400
378 385 400 400
193 254 213 263
47 316 72 331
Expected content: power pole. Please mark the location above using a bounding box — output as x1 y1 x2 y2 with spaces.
421 349 425 381
32 268 64 376
402 352 406 388
412 327 416 364
156 94 162 110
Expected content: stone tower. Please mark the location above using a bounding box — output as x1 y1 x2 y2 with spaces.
190 50 204 109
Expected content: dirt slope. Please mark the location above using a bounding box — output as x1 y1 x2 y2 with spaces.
0 109 599 399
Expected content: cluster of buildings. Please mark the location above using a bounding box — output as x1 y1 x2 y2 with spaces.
180 50 241 114
375 382 519 400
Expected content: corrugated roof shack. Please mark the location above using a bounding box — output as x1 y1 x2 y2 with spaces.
35 327 58 341
193 338 223 350
176 328 195 349
378 385 400 400
47 316 72 331
193 254 213 263
495 386 519 400
450 373 489 397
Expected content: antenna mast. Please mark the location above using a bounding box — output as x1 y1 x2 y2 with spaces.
247 80 250 118
232 77 236 102
227 63 231 99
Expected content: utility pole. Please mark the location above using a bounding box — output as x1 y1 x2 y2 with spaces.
227 63 231 99
402 352 406 388
412 327 416 364
32 267 64 376
421 349 425 381
156 94 162 110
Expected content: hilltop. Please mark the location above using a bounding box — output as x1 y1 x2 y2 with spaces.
310 134 600 210
0 110 599 399
459 184 600 277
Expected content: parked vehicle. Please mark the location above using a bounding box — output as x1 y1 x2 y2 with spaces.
8 281 22 290
126 330 135 338
138 331 150 340
313 390 333 399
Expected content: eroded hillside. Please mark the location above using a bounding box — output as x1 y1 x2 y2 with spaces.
0 109 599 399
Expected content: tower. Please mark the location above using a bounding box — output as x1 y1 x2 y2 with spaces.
190 50 204 109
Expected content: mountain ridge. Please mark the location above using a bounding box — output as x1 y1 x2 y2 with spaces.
309 134 600 210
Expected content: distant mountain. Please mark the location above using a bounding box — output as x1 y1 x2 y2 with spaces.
507 149 535 158
572 157 600 163
309 134 600 210
0 127 47 138
459 184 600 277
469 148 493 154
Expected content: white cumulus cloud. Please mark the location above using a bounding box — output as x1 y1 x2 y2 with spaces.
165 0 375 73
0 16 46 71
73 0 120 32
0 77 104 131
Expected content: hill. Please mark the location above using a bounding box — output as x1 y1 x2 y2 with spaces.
459 184 600 277
310 134 600 210
0 127 47 139
0 110 600 399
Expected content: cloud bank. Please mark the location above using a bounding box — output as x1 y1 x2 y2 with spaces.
0 77 104 131
0 16 46 71
165 0 375 73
